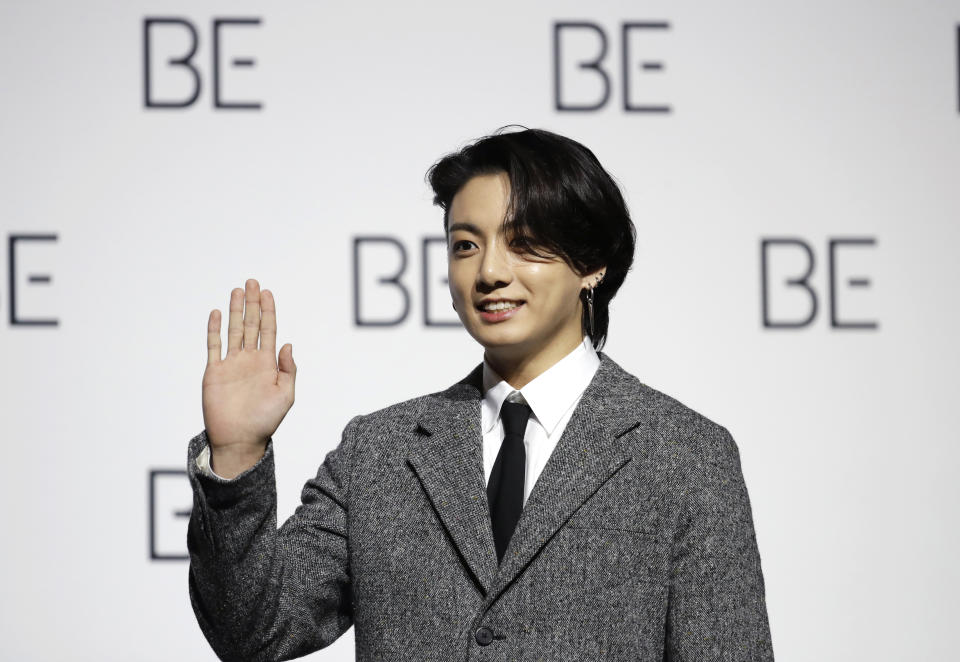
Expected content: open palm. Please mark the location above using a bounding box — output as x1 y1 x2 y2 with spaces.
202 279 296 458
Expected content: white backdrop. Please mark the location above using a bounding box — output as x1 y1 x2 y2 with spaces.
2 1 959 660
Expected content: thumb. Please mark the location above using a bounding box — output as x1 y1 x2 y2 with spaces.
278 343 296 389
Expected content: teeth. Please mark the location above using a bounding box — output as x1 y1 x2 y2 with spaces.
483 301 521 311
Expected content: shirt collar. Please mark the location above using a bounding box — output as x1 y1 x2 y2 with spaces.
481 335 600 437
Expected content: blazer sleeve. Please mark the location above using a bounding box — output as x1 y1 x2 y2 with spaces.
186 414 364 662
665 425 775 661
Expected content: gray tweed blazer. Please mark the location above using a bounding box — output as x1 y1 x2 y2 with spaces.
186 351 775 661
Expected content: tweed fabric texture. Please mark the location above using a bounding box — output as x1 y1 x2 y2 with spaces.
186 352 775 661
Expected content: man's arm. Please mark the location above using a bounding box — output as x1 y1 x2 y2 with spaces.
665 425 775 661
186 414 364 662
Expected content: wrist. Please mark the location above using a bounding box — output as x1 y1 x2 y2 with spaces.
209 441 267 479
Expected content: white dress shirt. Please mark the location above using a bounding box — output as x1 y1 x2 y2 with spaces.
197 335 601 493
480 334 600 506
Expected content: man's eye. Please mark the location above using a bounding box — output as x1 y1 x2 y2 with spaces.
452 240 475 252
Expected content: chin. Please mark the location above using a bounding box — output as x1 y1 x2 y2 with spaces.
471 327 533 352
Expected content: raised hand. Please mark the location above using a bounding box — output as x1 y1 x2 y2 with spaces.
201 278 296 478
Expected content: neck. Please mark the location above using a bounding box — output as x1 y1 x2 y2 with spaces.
484 330 586 390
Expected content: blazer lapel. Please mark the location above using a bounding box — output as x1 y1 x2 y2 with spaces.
407 351 643 603
407 363 499 594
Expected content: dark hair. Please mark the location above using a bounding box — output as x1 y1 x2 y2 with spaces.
424 125 636 352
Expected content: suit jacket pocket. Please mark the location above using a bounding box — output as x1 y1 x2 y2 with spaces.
537 524 670 614
557 494 671 593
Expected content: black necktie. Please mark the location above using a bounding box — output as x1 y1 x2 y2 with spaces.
487 395 531 565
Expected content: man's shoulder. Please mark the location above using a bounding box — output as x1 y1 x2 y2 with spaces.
351 391 440 430
347 362 482 437
638 381 728 440
607 359 736 469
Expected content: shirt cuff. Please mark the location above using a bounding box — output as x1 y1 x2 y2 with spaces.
196 443 232 481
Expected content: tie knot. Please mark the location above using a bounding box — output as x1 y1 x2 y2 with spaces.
500 399 531 438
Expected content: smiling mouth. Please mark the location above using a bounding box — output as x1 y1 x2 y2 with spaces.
476 300 525 312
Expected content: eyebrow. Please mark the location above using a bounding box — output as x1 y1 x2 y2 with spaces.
447 221 482 235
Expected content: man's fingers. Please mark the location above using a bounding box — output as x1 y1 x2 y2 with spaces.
277 343 296 398
259 289 277 358
226 288 244 354
242 278 261 351
207 309 222 365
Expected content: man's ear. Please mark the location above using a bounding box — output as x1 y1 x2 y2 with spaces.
580 265 607 290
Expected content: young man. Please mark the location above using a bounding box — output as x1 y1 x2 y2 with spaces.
188 127 775 661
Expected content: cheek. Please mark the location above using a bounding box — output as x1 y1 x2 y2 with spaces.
519 265 580 309
447 266 465 297
447 269 475 313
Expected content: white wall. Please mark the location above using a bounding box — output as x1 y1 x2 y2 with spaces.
1 1 958 659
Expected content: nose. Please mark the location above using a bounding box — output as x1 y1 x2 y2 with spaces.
476 237 513 291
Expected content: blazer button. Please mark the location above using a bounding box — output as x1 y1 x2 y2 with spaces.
474 626 494 646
